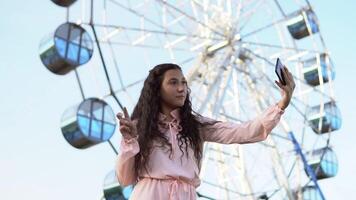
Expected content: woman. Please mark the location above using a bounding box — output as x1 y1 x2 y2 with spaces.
115 63 295 200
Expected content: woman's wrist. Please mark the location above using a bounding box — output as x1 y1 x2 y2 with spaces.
277 101 285 110
123 135 139 143
278 96 290 110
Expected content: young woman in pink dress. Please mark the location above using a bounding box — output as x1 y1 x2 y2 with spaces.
116 63 295 200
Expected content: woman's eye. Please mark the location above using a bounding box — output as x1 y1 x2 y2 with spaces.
170 81 177 85
168 80 186 85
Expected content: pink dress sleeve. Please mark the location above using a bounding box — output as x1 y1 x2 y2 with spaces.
200 104 285 144
115 136 140 186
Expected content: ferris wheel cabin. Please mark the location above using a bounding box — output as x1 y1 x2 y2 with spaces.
307 101 341 134
295 186 323 200
51 0 77 7
305 147 338 180
39 22 93 75
302 53 335 86
60 98 116 149
287 9 319 40
103 170 133 200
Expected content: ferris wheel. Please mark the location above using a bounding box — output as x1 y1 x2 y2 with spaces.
40 0 342 199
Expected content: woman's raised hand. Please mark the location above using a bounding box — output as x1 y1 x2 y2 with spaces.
116 107 138 140
275 66 296 110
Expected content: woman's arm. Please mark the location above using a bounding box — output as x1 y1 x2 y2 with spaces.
200 104 284 144
200 65 295 144
115 137 139 186
115 109 139 186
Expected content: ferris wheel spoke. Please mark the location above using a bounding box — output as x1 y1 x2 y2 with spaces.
92 39 194 52
239 3 312 40
102 78 145 99
108 0 165 30
273 0 287 17
88 23 223 41
156 0 226 38
240 17 286 39
238 0 268 32
240 40 322 54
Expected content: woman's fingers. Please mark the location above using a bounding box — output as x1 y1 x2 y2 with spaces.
123 107 130 119
117 108 137 139
284 68 295 89
121 119 133 127
117 108 133 126
116 107 130 122
117 118 132 128
120 125 131 133
275 80 284 89
281 66 296 90
118 117 135 134
120 123 137 139
282 66 290 81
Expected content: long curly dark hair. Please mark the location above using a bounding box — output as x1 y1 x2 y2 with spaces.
131 63 214 177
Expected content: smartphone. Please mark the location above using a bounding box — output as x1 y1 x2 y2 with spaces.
275 58 286 86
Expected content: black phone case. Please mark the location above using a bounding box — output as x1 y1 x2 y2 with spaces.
275 58 286 85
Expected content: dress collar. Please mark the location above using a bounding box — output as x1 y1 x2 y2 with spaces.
158 108 181 122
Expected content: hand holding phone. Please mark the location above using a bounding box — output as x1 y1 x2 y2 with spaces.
275 58 287 86
274 58 296 110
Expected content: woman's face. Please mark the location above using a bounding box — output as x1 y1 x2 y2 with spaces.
160 69 188 109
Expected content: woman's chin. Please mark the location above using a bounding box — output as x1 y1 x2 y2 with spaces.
173 101 185 108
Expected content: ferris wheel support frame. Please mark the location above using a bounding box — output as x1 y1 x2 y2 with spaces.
288 132 326 200
242 65 295 200
212 63 255 200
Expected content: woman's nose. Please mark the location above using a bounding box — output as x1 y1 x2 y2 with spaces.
177 87 183 92
177 84 185 92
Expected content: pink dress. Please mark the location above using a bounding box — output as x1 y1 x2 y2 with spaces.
115 104 285 200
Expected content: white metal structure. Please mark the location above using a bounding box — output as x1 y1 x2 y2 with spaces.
59 0 339 199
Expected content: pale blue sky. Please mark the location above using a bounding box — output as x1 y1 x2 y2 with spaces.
1 1 355 200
